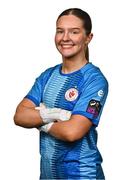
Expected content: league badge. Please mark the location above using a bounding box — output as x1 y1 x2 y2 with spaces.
87 99 102 118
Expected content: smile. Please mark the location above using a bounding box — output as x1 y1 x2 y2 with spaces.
60 44 74 48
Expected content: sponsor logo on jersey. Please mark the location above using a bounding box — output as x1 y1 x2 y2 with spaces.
65 88 79 101
98 90 104 97
87 99 102 117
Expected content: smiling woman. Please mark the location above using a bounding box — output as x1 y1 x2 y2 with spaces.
55 15 90 61
14 8 108 180
55 15 93 73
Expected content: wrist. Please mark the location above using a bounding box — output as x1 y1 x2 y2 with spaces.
39 122 54 133
39 109 54 124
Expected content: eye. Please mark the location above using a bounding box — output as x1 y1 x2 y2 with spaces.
73 31 79 34
56 29 64 34
71 30 80 34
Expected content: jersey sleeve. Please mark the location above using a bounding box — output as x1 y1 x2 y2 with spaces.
25 67 54 106
72 76 108 126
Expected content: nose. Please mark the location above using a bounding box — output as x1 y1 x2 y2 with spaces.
62 32 70 41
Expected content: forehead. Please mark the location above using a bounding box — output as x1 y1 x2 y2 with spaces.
56 15 83 28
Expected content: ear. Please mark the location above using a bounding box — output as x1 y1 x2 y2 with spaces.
85 33 93 44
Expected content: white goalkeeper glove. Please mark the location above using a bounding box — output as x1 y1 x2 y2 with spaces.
35 103 46 110
35 103 71 124
38 122 54 133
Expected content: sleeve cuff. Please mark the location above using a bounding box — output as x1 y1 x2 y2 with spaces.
24 95 39 106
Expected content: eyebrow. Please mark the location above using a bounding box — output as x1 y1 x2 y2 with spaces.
56 27 80 30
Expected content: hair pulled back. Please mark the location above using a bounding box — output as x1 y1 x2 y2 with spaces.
57 8 92 60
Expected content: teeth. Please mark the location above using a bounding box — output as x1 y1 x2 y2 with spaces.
61 44 73 48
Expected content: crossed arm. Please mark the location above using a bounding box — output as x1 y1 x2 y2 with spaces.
14 98 92 142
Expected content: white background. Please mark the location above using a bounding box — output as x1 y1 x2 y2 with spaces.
0 0 130 179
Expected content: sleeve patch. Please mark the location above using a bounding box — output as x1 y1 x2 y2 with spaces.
86 99 102 118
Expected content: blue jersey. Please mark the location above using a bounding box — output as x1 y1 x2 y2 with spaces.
25 63 108 179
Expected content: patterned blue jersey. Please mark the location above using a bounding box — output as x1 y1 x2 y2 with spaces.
25 63 108 179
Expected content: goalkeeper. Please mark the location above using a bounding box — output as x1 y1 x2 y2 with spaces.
14 8 108 180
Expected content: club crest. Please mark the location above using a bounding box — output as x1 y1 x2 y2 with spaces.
65 88 79 101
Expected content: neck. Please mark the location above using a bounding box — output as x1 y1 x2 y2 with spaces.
61 55 88 74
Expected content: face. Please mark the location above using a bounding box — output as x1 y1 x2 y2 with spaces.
55 15 91 59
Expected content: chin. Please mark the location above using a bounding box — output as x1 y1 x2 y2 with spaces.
62 54 76 59
60 51 77 58
57 47 76 58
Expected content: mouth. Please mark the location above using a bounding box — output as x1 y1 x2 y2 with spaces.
60 43 75 49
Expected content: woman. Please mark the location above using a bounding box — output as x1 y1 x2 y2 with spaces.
14 8 108 179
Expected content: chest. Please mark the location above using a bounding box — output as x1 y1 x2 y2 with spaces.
42 69 83 110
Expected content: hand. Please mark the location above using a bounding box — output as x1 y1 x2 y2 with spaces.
38 122 54 133
35 103 46 110
35 103 71 123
